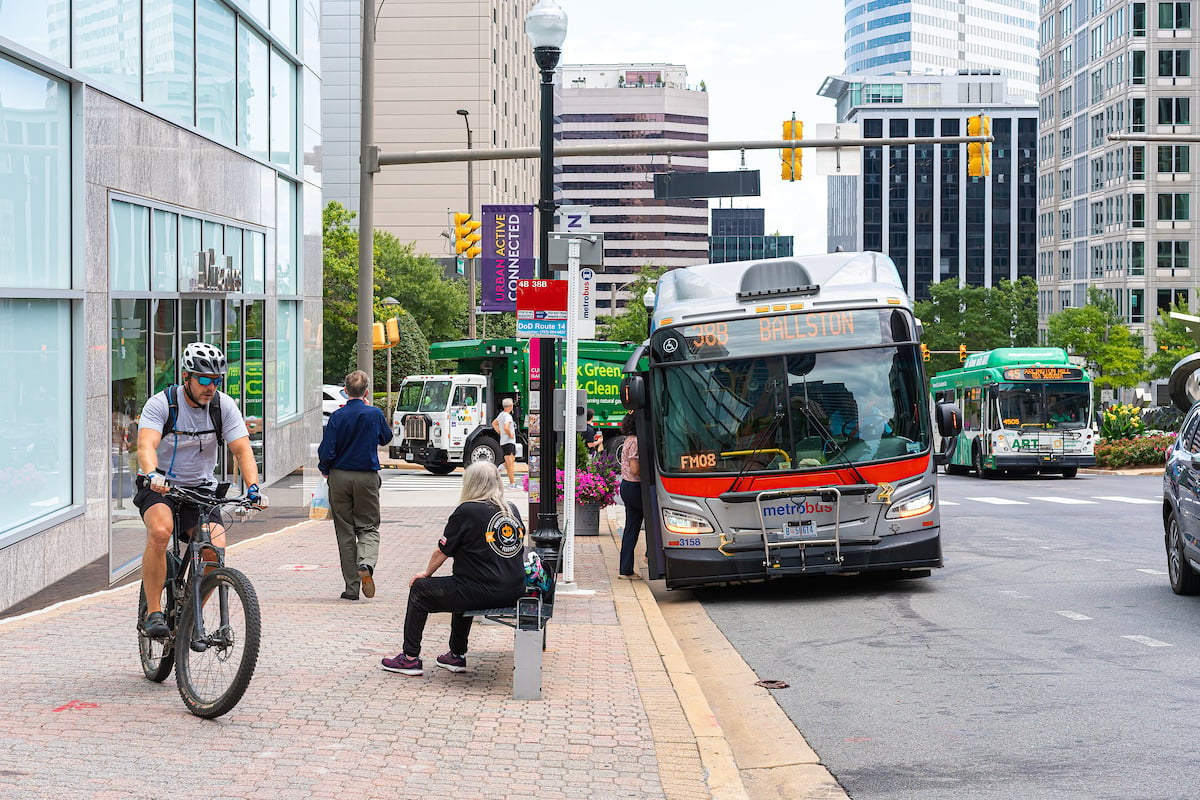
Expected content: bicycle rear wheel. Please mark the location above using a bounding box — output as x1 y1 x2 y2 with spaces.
174 566 261 719
137 585 175 683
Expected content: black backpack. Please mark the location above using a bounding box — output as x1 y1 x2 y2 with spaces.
162 384 225 448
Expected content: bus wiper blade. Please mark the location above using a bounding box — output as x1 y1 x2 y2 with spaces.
794 401 870 486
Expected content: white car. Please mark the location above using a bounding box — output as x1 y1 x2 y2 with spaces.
322 385 348 425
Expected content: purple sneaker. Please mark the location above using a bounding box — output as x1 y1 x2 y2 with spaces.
381 653 423 675
435 651 467 673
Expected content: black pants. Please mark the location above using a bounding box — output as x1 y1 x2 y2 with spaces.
619 479 644 575
402 575 522 658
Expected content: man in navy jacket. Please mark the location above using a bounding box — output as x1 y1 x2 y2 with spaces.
318 370 393 600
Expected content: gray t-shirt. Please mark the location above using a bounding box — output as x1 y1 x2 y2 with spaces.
138 389 249 487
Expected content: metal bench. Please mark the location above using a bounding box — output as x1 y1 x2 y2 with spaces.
464 596 553 700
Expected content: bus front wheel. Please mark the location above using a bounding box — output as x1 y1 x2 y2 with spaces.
974 446 995 479
1061 466 1078 478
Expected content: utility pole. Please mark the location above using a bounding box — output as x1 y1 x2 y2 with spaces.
356 0 378 376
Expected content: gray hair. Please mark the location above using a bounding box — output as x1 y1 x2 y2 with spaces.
344 370 369 399
460 461 506 508
502 397 514 409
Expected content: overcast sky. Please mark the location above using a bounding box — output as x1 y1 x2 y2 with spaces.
557 0 846 254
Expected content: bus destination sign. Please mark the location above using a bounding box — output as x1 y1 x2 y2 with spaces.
1003 367 1083 381
657 309 895 361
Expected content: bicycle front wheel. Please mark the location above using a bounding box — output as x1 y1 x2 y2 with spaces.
137 586 174 682
174 566 261 719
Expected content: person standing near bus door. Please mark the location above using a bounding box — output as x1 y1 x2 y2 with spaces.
493 397 517 488
618 413 644 579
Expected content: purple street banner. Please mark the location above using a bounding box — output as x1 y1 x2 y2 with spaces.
481 204 535 312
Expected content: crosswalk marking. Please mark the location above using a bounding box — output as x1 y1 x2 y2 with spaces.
1136 568 1168 576
1122 634 1172 647
968 497 1029 505
1091 496 1158 505
1027 496 1096 505
1056 610 1092 621
938 500 959 506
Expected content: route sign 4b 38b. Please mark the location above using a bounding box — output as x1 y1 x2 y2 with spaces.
516 279 569 338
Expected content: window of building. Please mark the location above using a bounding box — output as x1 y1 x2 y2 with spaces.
1159 1 1192 29
1158 241 1190 270
74 0 141 98
1092 158 1105 190
238 21 270 161
1159 144 1191 172
1159 97 1191 124
1133 193 1146 226
1061 209 1072 239
1062 127 1072 158
1133 50 1147 84
143 0 195 126
1132 288 1145 322
1132 145 1146 178
1131 241 1146 274
1132 97 1146 131
1160 49 1191 76
270 48 295 171
1061 168 1072 198
276 300 300 421
1061 45 1072 75
1158 192 1190 220
1060 86 1073 118
197 0 237 141
1134 2 1147 33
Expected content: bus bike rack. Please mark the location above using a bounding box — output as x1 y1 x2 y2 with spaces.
753 487 845 571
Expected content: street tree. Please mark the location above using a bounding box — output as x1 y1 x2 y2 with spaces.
596 264 669 343
1149 299 1197 379
1046 287 1146 389
373 231 468 344
913 278 1039 374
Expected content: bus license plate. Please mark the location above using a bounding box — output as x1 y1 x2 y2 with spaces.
782 520 817 540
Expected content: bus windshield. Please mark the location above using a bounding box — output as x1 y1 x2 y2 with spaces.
417 379 452 412
395 382 425 413
652 346 930 476
994 382 1090 430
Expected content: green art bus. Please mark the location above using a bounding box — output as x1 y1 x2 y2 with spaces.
930 347 1095 478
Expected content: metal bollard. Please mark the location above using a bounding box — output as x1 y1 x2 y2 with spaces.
512 596 543 700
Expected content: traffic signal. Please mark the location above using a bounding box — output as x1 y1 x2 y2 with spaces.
921 344 931 362
372 322 386 349
967 114 991 177
781 118 802 181
454 212 482 259
959 344 968 362
386 316 400 345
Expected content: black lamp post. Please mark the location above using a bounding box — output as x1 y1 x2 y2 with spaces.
525 0 568 555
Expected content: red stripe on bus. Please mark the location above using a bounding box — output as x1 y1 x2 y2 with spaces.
659 456 931 497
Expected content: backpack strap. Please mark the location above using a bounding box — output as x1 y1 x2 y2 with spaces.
162 384 225 448
164 385 179 438
210 393 225 448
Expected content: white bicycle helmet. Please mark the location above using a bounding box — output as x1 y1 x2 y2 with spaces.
182 342 229 375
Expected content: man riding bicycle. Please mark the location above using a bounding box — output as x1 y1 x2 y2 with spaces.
135 342 267 638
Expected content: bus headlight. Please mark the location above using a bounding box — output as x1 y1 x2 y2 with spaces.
885 488 934 519
662 508 714 535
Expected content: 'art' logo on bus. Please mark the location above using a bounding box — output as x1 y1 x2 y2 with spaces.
763 500 833 517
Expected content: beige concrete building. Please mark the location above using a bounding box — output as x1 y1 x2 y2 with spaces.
558 63 710 311
322 0 541 259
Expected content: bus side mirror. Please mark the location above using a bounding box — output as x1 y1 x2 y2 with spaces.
620 376 645 411
936 403 961 437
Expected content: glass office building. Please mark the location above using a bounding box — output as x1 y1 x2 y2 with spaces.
0 0 322 612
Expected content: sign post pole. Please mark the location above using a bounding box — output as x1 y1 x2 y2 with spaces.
561 237 582 585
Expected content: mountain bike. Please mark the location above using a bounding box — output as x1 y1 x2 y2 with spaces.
136 484 262 719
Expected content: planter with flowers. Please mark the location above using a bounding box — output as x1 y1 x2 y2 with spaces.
523 435 621 536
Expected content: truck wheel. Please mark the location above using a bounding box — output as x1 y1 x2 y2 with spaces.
468 438 503 465
425 463 455 475
605 435 626 456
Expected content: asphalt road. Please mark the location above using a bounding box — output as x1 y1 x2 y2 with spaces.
695 471 1200 800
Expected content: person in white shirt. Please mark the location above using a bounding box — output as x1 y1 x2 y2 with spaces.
492 397 518 488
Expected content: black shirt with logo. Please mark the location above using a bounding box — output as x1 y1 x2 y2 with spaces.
438 500 526 595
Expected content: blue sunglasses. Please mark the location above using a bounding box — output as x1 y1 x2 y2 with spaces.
192 375 223 387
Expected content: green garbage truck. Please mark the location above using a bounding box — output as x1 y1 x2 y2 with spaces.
391 338 635 474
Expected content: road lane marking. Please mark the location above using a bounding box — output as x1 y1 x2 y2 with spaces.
1122 635 1172 647
969 497 1029 505
1137 568 1169 576
999 590 1031 599
1092 496 1158 505
939 500 959 506
1055 611 1092 621
1028 496 1096 504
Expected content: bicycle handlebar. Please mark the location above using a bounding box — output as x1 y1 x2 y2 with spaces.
166 484 261 513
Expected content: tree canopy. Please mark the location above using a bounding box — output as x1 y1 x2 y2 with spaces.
912 277 1038 374
1149 298 1196 380
596 264 669 344
1045 287 1146 389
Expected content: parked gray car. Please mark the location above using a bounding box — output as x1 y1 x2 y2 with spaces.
1163 404 1200 594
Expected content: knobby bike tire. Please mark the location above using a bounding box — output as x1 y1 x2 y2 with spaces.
174 566 261 719
137 585 175 683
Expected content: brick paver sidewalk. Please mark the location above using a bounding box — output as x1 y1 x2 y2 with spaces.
0 507 727 799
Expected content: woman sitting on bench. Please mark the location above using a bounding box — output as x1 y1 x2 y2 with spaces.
382 462 526 677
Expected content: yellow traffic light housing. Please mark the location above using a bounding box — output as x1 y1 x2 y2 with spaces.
967 114 991 177
372 322 386 349
921 344 931 362
386 316 400 345
959 344 968 361
454 212 482 259
781 118 802 181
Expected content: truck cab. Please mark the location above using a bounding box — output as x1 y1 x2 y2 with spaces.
392 374 515 474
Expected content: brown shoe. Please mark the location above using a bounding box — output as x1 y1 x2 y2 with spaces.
358 565 375 598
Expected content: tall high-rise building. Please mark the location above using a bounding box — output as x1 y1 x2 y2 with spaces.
709 208 794 264
820 72 1038 300
846 0 1039 100
558 63 709 312
0 0 321 610
322 0 541 260
1036 0 1200 350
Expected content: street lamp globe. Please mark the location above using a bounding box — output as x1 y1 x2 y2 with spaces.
525 0 568 52
382 296 400 307
642 287 656 311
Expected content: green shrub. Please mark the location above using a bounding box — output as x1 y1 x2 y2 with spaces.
1094 434 1175 468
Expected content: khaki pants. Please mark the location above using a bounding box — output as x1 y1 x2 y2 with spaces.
328 469 382 594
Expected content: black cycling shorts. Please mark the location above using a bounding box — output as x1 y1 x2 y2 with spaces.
502 443 516 457
134 484 223 539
